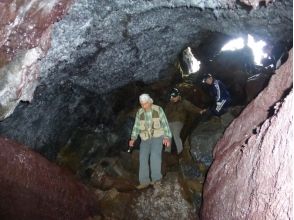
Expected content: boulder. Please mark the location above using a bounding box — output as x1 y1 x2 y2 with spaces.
0 136 98 220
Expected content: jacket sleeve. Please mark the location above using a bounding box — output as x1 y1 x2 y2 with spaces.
213 80 221 102
130 110 141 140
183 100 202 114
158 107 172 139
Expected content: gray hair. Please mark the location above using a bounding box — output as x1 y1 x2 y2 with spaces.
139 93 153 104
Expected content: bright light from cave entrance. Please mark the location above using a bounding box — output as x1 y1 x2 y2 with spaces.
183 47 201 74
221 37 245 51
247 34 267 66
221 34 268 66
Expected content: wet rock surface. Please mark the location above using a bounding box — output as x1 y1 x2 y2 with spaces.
190 111 236 166
92 171 199 220
130 172 198 220
83 140 209 219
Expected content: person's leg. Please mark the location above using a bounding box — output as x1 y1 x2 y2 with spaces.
169 121 184 154
223 98 231 110
150 136 163 182
215 98 231 116
139 139 151 184
210 107 219 116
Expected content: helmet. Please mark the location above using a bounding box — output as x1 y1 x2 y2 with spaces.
202 73 213 83
170 88 180 97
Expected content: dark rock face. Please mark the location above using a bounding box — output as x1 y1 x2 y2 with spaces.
0 83 113 159
190 111 235 166
40 0 293 93
201 51 293 219
0 136 98 220
0 0 293 155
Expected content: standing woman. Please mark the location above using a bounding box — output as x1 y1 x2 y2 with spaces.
129 94 172 189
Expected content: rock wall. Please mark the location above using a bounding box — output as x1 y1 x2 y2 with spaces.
201 51 293 219
0 0 72 120
0 136 99 220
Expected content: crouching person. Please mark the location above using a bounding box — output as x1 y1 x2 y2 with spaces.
129 94 172 189
202 73 231 116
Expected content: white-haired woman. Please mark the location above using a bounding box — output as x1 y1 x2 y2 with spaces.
129 94 172 189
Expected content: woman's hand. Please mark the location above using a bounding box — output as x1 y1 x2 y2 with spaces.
163 138 170 147
129 139 135 147
200 109 207 115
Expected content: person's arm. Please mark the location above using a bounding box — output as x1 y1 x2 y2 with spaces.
183 99 204 114
213 80 221 102
158 106 172 147
129 110 141 147
218 80 231 100
158 107 172 139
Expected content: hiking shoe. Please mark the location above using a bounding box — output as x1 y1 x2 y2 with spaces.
151 180 162 188
136 183 150 190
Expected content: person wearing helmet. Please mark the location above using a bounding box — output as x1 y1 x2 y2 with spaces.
165 88 206 155
202 74 231 116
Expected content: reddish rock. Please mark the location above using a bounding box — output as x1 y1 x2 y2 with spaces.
245 72 271 103
0 136 98 220
0 0 73 120
213 50 293 158
0 0 72 65
201 51 293 219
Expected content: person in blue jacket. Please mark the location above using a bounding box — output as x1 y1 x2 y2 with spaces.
202 73 231 116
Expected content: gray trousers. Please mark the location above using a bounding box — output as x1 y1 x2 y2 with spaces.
139 136 163 184
166 121 184 154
